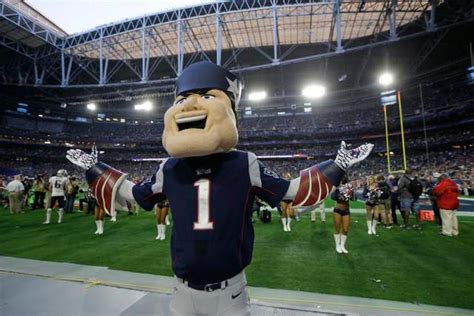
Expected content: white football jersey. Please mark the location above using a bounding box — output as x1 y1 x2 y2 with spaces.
49 176 67 197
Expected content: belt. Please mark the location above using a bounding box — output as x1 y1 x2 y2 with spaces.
178 271 244 292
183 279 228 292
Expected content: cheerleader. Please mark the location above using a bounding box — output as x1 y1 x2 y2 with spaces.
280 172 294 232
280 200 293 232
155 195 169 240
94 204 105 235
331 177 355 254
363 175 381 235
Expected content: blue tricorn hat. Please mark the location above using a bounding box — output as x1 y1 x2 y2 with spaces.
175 61 243 111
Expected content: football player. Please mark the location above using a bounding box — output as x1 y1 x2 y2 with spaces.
67 62 373 315
44 169 68 224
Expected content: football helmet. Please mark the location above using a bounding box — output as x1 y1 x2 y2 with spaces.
57 169 68 177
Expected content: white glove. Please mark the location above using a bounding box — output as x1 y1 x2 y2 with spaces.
334 141 374 171
66 145 98 170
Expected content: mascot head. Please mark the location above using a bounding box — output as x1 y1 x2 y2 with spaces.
162 62 243 158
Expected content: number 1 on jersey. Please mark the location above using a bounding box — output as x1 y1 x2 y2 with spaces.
193 179 214 230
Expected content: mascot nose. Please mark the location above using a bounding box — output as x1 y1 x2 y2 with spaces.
182 95 200 112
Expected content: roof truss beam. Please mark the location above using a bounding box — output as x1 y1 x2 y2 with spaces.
0 34 35 59
0 1 61 48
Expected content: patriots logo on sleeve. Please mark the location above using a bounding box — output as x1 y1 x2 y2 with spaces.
263 167 279 179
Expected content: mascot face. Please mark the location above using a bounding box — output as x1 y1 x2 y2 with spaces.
161 61 242 158
162 89 238 157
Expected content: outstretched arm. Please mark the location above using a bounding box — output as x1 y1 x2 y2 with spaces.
67 147 131 215
284 141 373 207
67 146 166 215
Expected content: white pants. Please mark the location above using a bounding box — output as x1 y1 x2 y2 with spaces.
170 271 250 316
440 209 458 236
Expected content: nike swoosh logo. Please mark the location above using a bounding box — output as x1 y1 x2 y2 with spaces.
231 292 242 299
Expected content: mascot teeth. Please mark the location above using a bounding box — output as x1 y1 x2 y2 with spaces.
176 114 207 131
176 115 207 124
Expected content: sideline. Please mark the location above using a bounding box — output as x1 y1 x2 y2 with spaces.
1 256 472 316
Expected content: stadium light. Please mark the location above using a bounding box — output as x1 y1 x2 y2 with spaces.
248 91 267 101
378 72 394 86
302 84 326 98
142 101 152 111
87 103 96 111
134 101 153 111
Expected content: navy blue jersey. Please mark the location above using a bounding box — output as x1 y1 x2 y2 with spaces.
132 150 289 283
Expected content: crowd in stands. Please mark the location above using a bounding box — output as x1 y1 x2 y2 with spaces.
1 115 472 158
1 146 471 198
1 82 471 144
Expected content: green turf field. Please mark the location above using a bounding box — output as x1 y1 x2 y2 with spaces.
0 205 473 309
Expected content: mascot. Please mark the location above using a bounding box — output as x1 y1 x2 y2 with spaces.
67 61 373 315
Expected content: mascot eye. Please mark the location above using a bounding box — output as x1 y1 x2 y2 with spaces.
201 94 215 100
175 98 187 105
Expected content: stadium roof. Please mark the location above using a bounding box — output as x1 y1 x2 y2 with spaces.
0 0 472 116
63 0 431 60
0 0 66 45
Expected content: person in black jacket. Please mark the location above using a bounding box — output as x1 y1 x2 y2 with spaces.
64 176 79 213
388 175 400 225
376 175 392 229
86 188 97 215
426 173 442 226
